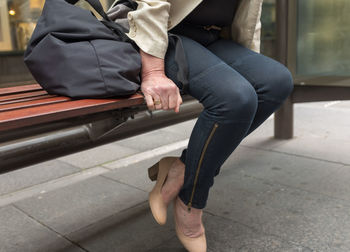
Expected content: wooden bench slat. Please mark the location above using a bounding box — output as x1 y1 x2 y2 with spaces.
0 94 57 106
0 93 145 131
0 97 71 112
0 84 42 95
0 90 48 102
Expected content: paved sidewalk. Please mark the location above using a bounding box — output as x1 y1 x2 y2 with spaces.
0 100 349 252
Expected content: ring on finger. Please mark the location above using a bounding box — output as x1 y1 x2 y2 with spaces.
154 100 162 106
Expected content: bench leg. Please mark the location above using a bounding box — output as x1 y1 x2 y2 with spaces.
274 95 293 139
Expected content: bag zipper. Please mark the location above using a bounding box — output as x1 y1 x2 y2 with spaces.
187 122 219 212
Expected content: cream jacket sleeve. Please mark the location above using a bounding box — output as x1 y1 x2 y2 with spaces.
250 2 262 54
125 0 171 59
251 19 261 53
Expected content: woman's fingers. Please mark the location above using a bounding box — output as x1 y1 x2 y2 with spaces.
153 94 163 110
168 86 183 113
159 90 169 110
143 93 155 111
168 86 178 111
176 91 183 113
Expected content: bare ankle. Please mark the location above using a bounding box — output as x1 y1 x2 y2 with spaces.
160 159 185 204
173 157 185 171
168 158 185 181
175 197 205 237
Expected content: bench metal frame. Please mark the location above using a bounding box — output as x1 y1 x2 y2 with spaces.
0 88 201 173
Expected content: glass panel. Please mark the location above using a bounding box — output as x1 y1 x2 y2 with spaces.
297 0 350 77
261 0 277 59
0 0 113 53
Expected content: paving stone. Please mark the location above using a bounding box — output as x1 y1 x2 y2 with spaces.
0 205 83 252
331 100 350 109
273 137 350 165
307 164 350 202
102 149 183 192
102 158 156 192
205 159 350 251
146 236 186 252
227 146 343 194
113 128 187 152
240 117 286 151
160 119 197 139
291 105 350 139
257 186 350 252
296 101 333 108
14 176 147 235
206 169 284 228
68 201 176 252
242 104 350 165
298 100 350 110
205 214 308 252
286 103 350 160
0 160 80 196
231 145 350 204
58 143 139 169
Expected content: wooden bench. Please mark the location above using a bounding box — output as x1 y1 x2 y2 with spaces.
0 83 201 173
0 84 145 132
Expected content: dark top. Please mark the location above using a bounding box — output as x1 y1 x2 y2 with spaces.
182 0 239 27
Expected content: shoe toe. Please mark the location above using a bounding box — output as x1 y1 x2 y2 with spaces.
149 191 167 225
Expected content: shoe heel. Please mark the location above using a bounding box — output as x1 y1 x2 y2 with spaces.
148 162 159 181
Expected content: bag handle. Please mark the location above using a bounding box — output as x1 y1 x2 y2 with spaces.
66 0 109 20
86 0 111 21
67 0 132 42
111 0 138 10
168 33 189 95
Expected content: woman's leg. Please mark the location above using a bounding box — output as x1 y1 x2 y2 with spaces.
207 39 294 137
164 35 259 210
178 39 294 178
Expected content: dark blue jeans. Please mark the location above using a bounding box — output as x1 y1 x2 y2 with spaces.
164 25 294 210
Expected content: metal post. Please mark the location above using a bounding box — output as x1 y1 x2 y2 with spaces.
274 95 294 139
274 0 294 139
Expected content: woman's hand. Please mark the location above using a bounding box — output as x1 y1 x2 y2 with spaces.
141 71 182 113
140 49 183 113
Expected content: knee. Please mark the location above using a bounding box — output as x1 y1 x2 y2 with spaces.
220 84 258 121
268 63 294 102
278 65 294 99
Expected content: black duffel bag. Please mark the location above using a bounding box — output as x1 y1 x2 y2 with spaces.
23 0 189 99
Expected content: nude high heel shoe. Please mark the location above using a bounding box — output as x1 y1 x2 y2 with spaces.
173 197 207 252
148 156 178 225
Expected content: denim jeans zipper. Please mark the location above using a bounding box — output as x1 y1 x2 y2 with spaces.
187 122 219 212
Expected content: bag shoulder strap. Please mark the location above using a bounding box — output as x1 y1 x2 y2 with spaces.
168 33 189 95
